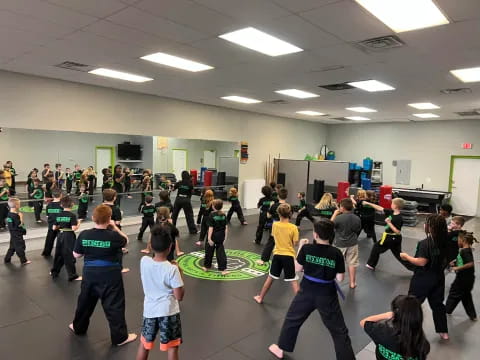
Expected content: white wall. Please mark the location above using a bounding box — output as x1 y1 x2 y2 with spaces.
0 70 327 186
327 121 480 191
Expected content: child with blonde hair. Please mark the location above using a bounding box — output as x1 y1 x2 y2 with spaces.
226 187 247 225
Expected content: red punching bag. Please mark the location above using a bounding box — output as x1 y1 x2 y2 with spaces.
204 170 213 187
190 170 198 186
379 185 393 209
337 182 350 202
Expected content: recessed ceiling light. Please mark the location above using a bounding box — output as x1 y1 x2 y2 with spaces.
275 89 319 99
450 67 480 83
296 110 325 116
413 113 440 118
355 0 449 33
140 52 214 72
348 79 395 92
346 107 377 113
221 96 262 104
219 27 303 56
345 116 371 121
408 102 440 110
88 68 153 83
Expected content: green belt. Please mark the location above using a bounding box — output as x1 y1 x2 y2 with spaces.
59 229 74 232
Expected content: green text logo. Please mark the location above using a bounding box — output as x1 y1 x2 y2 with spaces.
82 240 111 248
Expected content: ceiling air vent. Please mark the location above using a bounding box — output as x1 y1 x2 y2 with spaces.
319 83 355 91
441 88 472 95
357 35 404 51
455 110 480 116
54 61 95 72
266 99 288 105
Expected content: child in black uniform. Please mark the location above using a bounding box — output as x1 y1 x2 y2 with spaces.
148 207 184 260
26 170 37 208
42 189 63 257
400 214 449 340
171 171 197 235
44 174 56 202
439 203 453 226
270 182 278 202
268 219 354 360
197 188 207 226
77 184 89 221
226 187 247 225
4 198 30 265
202 199 229 275
295 192 314 227
138 171 153 212
50 196 81 281
124 167 132 199
55 163 64 190
0 177 10 230
361 295 430 360
197 189 214 246
254 186 274 244
155 190 173 215
446 231 477 320
137 195 155 241
73 164 83 196
31 178 44 223
446 216 465 263
101 168 112 192
65 168 74 194
313 192 337 219
351 189 377 243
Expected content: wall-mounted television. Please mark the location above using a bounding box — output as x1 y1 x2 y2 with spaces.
117 143 142 160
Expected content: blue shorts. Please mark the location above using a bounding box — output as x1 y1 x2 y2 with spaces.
141 313 182 351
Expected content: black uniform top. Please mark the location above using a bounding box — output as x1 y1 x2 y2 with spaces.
299 198 306 209
155 200 173 213
45 181 54 198
297 243 345 295
54 210 78 230
0 184 10 200
7 212 24 236
41 169 51 183
207 211 227 241
384 209 402 234
364 319 428 360
159 181 169 190
358 200 376 220
55 170 63 181
74 228 127 265
257 196 273 213
455 248 475 279
102 175 112 188
112 173 124 194
79 192 89 205
26 178 35 193
228 196 240 207
141 204 156 218
124 173 131 185
272 191 278 202
268 201 282 222
106 204 122 223
413 238 444 275
174 181 193 198
446 230 460 262
314 206 337 218
46 201 63 225
66 173 74 182
73 170 82 182
32 185 44 200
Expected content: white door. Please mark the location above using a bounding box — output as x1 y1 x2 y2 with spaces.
203 150 216 169
96 148 112 186
451 158 480 216
172 149 187 179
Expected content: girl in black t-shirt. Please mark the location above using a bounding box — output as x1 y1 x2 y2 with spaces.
361 295 430 360
351 189 377 243
400 214 449 340
171 171 197 235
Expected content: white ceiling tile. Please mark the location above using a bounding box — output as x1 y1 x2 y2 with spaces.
436 0 480 22
46 0 128 18
194 0 290 22
271 0 342 13
300 0 392 42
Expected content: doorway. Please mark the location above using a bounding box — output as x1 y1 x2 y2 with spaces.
449 156 480 216
172 149 188 179
95 146 114 186
203 150 216 169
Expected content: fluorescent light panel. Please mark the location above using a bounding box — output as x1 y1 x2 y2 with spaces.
141 52 213 72
408 102 440 110
221 96 262 104
219 27 303 56
450 67 480 83
348 79 395 92
276 89 319 99
346 107 377 113
413 113 439 118
355 0 449 33
346 116 370 121
88 68 153 83
296 111 325 116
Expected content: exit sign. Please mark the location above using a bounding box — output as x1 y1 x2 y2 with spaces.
462 143 473 149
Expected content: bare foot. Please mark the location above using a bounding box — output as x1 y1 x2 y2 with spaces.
202 267 208 272
255 260 265 266
68 323 75 333
195 241 203 246
117 333 137 346
221 270 230 276
122 248 129 254
268 344 284 359
176 251 185 257
253 295 263 304
121 268 130 273
22 261 32 266
242 222 248 225
439 333 449 340
75 276 82 281
350 283 357 289
140 249 150 254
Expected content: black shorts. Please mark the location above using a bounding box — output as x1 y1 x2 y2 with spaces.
269 255 297 281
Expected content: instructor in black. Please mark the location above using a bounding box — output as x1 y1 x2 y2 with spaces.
171 170 197 234
70 204 137 346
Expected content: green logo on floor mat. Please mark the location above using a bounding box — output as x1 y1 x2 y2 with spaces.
20 205 78 213
177 249 269 281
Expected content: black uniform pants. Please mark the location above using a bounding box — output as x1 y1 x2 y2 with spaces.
51 232 78 280
4 234 27 263
277 289 355 359
446 276 477 319
75 181 81 195
204 241 227 271
197 206 205 225
138 217 155 240
255 212 268 244
0 203 8 228
42 226 59 256
138 193 145 213
33 200 43 221
66 180 73 194
261 232 275 262
409 272 448 333
172 197 197 234
198 216 209 242
73 267 128 345
367 235 413 270
361 218 377 243
227 204 245 223
295 210 314 226
77 203 88 220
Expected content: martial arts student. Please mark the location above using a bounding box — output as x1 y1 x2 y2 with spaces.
70 204 137 346
226 187 247 225
136 225 184 360
77 184 89 221
446 216 465 263
351 189 377 243
137 195 156 241
101 168 112 192
65 167 74 194
446 231 477 321
257 187 288 265
268 219 355 360
400 214 449 340
138 171 153 212
50 196 81 281
112 165 124 207
73 164 82 195
5 161 16 195
31 178 44 223
202 199 229 275
313 192 337 219
171 171 197 235
196 189 214 246
55 163 64 190
361 295 430 360
159 175 170 192
44 174 56 201
196 189 207 226
41 163 52 184
26 169 37 207
254 185 274 244
123 167 132 198
155 190 173 215
42 189 63 257
254 203 299 304
365 198 412 271
439 203 453 226
331 198 361 289
0 177 9 230
270 182 278 202
4 198 30 265
295 192 314 227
